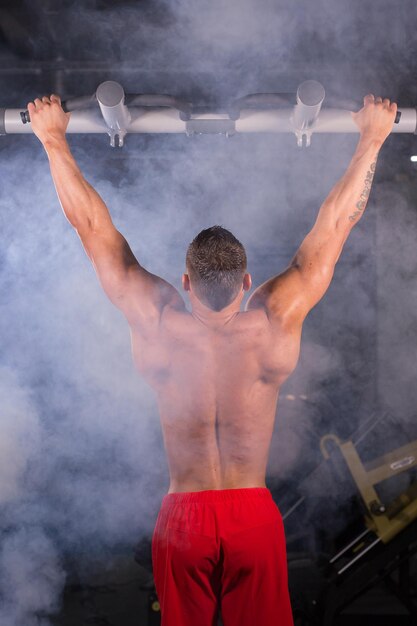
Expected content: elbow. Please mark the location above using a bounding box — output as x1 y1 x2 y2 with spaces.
319 264 335 284
336 207 365 233
75 218 95 240
300 257 335 286
310 262 334 284
335 218 354 250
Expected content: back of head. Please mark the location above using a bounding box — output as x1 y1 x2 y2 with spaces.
186 225 247 311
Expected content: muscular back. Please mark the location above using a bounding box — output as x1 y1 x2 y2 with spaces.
131 306 301 493
29 90 394 493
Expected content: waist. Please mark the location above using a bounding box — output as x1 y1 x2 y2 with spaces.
168 473 267 494
163 486 272 506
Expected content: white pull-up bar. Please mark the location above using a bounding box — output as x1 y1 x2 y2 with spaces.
0 80 415 148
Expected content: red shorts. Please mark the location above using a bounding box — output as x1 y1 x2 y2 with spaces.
152 487 294 626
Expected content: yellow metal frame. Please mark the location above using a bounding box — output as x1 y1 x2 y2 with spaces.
320 434 417 544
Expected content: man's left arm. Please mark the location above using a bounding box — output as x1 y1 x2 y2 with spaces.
247 95 397 327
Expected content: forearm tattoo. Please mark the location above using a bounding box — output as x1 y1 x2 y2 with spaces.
349 160 377 222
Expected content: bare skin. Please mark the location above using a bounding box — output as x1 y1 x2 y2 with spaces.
28 93 397 493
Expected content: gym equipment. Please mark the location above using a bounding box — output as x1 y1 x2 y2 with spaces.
278 409 417 624
0 79 412 148
320 434 417 566
314 433 417 624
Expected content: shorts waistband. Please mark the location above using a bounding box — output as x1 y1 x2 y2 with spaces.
162 487 272 505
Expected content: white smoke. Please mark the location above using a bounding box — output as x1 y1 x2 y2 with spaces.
0 0 415 621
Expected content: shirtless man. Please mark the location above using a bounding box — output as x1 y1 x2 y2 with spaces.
27 93 396 626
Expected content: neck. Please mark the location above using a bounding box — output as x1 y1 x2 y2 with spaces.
190 297 242 327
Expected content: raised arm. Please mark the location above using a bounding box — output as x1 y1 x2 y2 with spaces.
27 94 184 333
247 94 397 328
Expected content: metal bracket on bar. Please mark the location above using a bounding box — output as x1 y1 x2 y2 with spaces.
229 92 295 121
125 94 192 121
185 119 236 136
295 129 313 148
291 80 326 148
96 81 130 147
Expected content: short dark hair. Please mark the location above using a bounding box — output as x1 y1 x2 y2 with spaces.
186 225 247 311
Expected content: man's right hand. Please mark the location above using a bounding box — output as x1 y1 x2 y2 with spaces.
27 94 70 146
351 94 397 145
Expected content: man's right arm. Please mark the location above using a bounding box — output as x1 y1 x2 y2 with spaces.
246 94 397 328
28 95 184 333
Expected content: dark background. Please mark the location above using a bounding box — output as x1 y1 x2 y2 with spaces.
0 1 416 624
